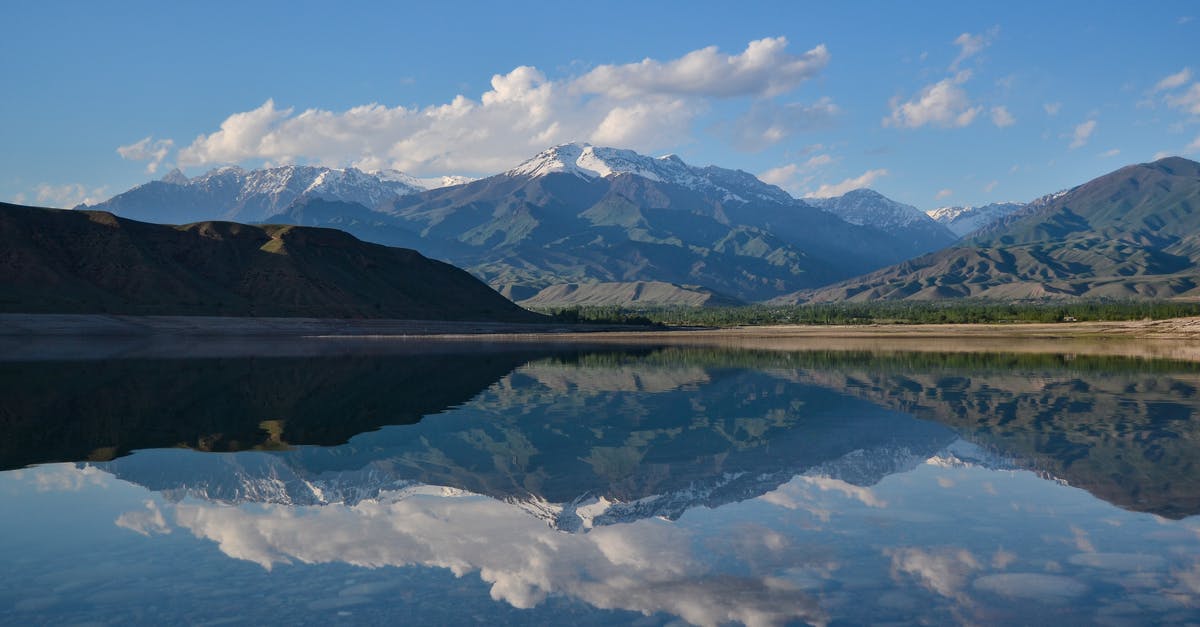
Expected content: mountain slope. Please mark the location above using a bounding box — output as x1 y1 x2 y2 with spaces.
517 281 744 308
806 188 957 254
927 202 1025 237
81 165 451 224
775 157 1200 302
80 144 963 303
371 143 947 301
0 202 540 320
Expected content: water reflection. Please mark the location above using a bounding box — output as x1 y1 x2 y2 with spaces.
2 345 1199 624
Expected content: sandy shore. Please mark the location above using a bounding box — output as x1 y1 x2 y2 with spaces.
6 313 1200 361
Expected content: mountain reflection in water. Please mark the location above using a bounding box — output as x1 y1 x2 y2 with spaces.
1 344 1198 625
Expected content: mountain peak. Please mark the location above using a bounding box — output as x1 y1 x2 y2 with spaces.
806 188 938 229
507 143 698 184
160 168 189 185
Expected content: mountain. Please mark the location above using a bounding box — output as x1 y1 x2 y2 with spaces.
806 188 957 254
775 156 1200 302
517 280 744 308
367 143 949 301
927 202 1024 237
0 201 540 320
927 191 1070 238
79 144 964 304
80 164 460 225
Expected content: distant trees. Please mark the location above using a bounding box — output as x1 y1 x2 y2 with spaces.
532 299 1200 327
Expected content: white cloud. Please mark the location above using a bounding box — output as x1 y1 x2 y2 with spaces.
165 38 833 176
589 97 698 148
983 180 998 193
884 71 981 129
1069 119 1097 149
33 182 111 208
724 98 839 151
803 169 889 198
935 188 953 200
1098 148 1121 158
990 105 1016 128
950 27 998 70
1165 83 1200 115
758 153 836 195
116 136 175 174
803 153 834 168
573 37 830 99
1187 135 1200 154
1043 102 1062 116
759 163 798 183
1154 68 1192 93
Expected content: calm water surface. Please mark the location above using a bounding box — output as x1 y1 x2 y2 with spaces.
1 340 1198 625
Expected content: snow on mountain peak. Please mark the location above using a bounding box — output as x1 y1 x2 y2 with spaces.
506 143 797 205
508 143 699 184
927 201 1026 237
806 188 932 228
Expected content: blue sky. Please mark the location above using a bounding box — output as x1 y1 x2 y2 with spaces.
2 1 1197 211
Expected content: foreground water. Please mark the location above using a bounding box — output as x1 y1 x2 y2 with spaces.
1 339 1198 625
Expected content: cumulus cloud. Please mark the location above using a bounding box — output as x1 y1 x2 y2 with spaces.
1069 119 1097 149
950 27 999 71
758 153 837 196
1187 135 1200 154
935 188 954 200
884 71 981 129
723 98 839 151
983 180 998 193
116 136 175 174
803 169 889 198
1043 102 1062 116
1154 68 1192 93
572 38 830 99
990 106 1016 128
165 38 833 176
1098 148 1121 158
33 183 111 208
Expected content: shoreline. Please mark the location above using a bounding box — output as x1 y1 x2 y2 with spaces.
6 313 1200 362
5 312 1200 338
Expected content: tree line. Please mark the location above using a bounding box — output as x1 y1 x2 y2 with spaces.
537 300 1200 327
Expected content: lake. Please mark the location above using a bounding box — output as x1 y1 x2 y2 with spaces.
1 337 1198 625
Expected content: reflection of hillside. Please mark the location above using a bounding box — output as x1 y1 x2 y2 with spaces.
784 355 1200 519
94 362 958 530
518 362 711 393
0 348 568 469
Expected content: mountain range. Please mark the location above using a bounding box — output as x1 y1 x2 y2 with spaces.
78 147 1200 307
780 156 1200 302
83 143 960 304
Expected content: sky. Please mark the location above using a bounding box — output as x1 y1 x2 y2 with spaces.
2 0 1198 211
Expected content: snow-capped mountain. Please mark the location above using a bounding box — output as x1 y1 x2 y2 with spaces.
82 164 466 225
507 142 795 205
806 188 935 229
927 202 1024 238
805 188 957 255
926 190 1069 238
